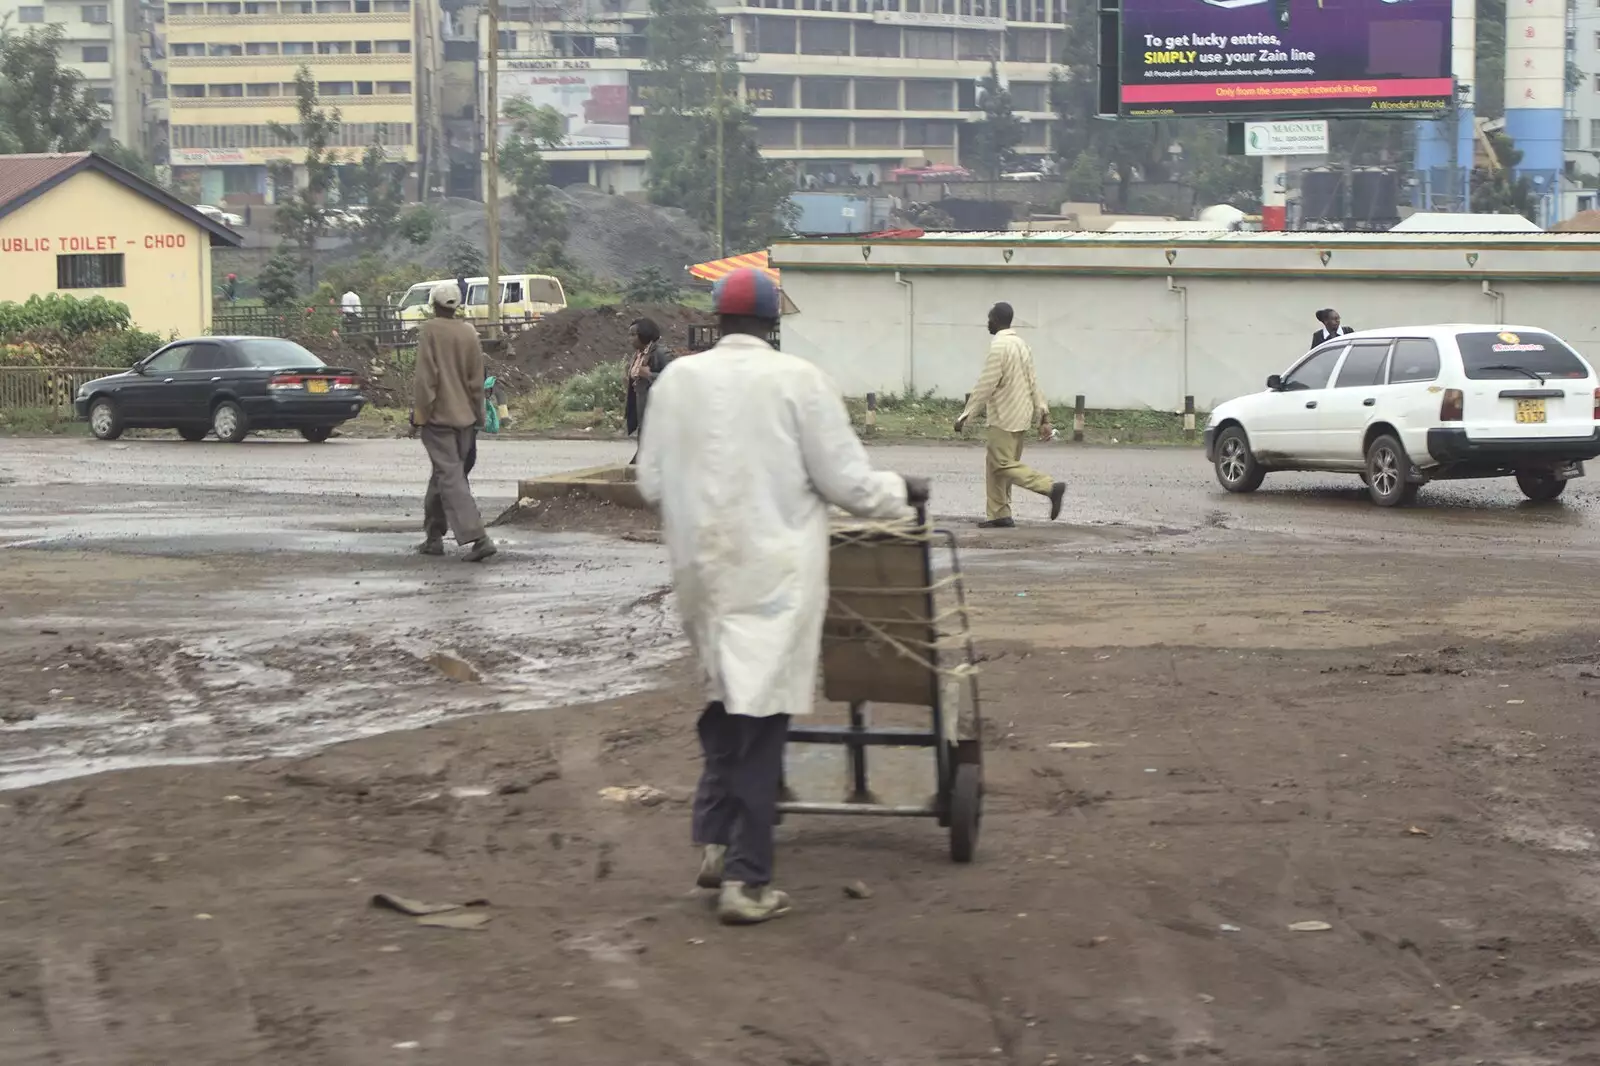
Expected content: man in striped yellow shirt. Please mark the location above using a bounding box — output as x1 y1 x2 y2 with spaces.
954 303 1066 528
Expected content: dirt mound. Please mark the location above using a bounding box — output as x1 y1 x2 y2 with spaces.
504 303 710 387
493 493 659 539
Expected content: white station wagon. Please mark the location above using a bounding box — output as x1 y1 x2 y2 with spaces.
1204 324 1600 506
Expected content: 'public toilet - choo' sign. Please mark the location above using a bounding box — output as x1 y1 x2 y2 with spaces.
1 233 189 253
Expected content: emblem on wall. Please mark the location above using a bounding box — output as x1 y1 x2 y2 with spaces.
1002 249 1014 263
1164 249 1177 265
861 245 872 261
1319 249 1333 266
1466 252 1480 267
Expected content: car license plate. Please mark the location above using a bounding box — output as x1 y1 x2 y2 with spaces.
307 379 329 394
1515 398 1546 424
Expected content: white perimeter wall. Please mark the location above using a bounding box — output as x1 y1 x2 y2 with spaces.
780 270 1600 411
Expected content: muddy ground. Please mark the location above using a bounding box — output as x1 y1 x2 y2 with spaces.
5 438 1600 1065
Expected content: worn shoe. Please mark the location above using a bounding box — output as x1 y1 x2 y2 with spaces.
1048 481 1066 521
717 881 792 925
696 844 727 889
417 537 445 556
976 517 1015 529
464 536 498 562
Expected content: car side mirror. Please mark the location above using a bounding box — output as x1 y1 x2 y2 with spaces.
1266 374 1283 391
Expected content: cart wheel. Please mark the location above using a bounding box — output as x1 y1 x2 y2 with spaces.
949 762 982 863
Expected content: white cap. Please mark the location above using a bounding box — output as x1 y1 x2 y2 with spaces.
430 281 461 309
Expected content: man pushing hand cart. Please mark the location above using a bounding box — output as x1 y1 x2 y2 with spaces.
638 268 933 925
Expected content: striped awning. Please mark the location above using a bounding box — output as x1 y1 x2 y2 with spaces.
687 250 780 284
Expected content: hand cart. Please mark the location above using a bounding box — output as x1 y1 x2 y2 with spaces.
778 506 985 861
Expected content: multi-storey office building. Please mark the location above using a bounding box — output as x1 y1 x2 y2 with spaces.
479 0 1063 194
162 0 429 204
0 0 146 148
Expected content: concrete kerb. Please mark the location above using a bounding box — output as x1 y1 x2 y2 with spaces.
516 464 645 509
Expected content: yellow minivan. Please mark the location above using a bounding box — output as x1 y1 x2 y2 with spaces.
395 274 567 331
463 274 566 326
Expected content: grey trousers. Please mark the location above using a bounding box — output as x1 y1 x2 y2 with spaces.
421 425 485 544
693 702 790 887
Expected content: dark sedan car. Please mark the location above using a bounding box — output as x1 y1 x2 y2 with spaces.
75 337 367 444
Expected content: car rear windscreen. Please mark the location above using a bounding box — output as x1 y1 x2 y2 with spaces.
235 338 326 368
1457 331 1591 380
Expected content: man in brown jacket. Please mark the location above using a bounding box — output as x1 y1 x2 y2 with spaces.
414 281 497 562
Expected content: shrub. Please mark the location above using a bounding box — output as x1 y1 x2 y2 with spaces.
625 266 680 304
558 361 626 412
399 205 441 246
89 329 166 368
259 251 302 310
0 294 132 337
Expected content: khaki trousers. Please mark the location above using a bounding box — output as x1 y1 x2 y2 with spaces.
421 425 485 544
984 426 1054 520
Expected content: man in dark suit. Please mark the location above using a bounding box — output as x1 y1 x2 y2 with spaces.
1312 308 1354 348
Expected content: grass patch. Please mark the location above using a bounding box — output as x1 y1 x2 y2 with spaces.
0 407 85 436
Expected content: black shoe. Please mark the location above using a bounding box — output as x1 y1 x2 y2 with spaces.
1048 482 1066 521
976 517 1015 529
417 537 445 556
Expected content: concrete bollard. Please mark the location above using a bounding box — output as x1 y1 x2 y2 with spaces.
1183 394 1196 439
1072 394 1085 443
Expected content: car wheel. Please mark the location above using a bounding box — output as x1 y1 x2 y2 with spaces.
300 426 334 443
212 400 249 444
1365 434 1419 507
178 427 207 442
1515 470 1567 502
88 397 123 441
1213 426 1266 493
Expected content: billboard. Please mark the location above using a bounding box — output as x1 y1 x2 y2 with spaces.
498 68 630 150
1114 0 1452 118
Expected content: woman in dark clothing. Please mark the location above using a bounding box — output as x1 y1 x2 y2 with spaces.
626 317 675 465
1312 308 1355 349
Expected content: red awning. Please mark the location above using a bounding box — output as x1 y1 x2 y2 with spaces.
687 250 779 284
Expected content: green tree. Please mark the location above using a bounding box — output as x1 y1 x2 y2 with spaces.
643 0 792 250
0 25 104 153
347 139 406 247
258 251 301 310
398 204 438 246
625 265 680 303
444 233 484 277
971 59 1023 180
498 96 569 257
1471 131 1540 219
1476 0 1504 120
268 67 340 282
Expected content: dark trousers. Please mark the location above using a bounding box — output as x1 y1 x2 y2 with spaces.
420 425 485 544
692 702 790 886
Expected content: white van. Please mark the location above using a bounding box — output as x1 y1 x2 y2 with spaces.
396 274 567 330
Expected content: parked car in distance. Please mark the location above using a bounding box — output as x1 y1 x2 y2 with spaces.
75 337 366 444
193 203 245 229
1204 324 1600 506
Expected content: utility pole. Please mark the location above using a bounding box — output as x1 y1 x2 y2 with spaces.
485 0 502 337
714 33 725 258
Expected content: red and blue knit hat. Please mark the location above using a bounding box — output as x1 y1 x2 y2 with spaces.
712 268 781 320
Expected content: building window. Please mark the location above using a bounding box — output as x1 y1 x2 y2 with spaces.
281 0 312 10
169 2 204 13
754 117 795 148
905 28 954 59
210 83 244 96
853 118 900 146
245 41 279 54
854 22 899 57
376 80 410 94
244 1 278 11
853 78 899 109
956 29 996 60
1010 81 1045 110
744 74 793 108
355 39 373 52
318 81 354 95
205 1 241 12
81 44 109 62
1006 28 1050 62
173 83 205 97
58 254 125 290
171 42 204 56
356 80 373 93
905 79 953 109
1591 119 1600 147
372 0 410 10
93 87 113 103
317 40 353 54
283 41 314 54
800 76 849 109
905 118 955 145
755 16 796 53
497 29 517 50
799 19 849 55
80 4 109 21
315 0 352 10
1565 117 1580 146
209 43 243 55
246 82 279 95
800 118 850 147
375 39 410 52
18 5 44 21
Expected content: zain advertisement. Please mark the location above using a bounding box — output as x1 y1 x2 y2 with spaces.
1116 0 1453 118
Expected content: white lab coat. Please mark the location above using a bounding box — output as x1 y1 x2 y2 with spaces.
637 333 909 718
